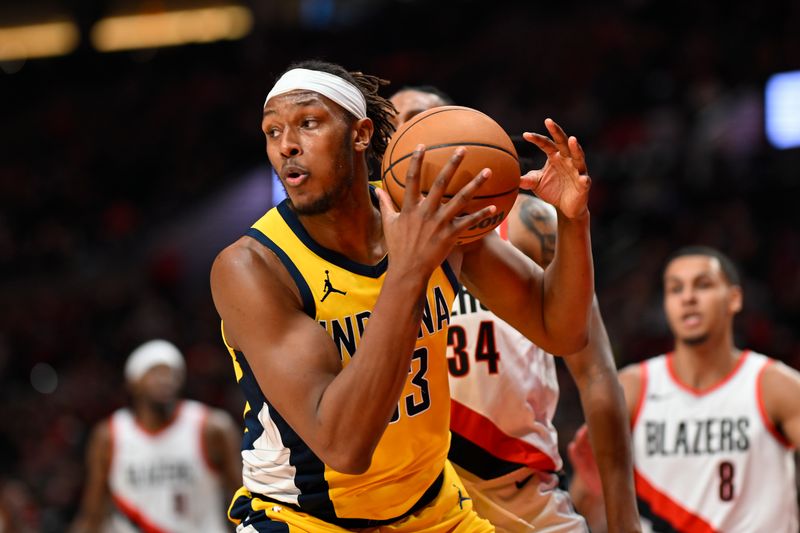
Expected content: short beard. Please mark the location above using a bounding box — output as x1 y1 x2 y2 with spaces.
682 333 709 346
288 134 355 216
288 175 351 215
140 396 177 416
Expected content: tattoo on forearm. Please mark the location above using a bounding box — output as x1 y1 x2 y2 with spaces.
518 198 556 266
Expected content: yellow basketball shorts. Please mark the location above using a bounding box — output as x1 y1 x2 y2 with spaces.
228 460 494 532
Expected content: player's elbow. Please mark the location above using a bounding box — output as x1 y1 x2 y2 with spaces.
318 433 377 474
549 328 589 357
324 446 374 474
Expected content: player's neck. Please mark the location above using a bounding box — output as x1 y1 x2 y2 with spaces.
134 399 181 431
298 184 385 265
672 336 741 390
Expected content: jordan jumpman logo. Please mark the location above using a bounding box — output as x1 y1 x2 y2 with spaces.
455 484 472 510
321 270 347 302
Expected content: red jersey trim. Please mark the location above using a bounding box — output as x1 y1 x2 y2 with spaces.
631 362 648 429
666 350 750 396
450 399 556 471
108 416 117 477
755 359 793 449
497 218 509 241
111 492 171 533
635 470 716 533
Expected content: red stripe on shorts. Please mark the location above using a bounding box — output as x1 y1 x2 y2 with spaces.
635 470 716 533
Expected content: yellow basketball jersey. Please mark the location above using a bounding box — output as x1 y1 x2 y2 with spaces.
223 192 459 524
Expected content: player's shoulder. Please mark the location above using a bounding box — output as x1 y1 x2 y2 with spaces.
759 355 800 377
618 360 646 383
211 235 293 298
181 400 235 436
617 360 648 410
213 235 277 273
511 193 557 229
754 356 800 441
87 417 113 455
197 404 239 459
759 358 800 402
506 193 557 266
203 405 238 433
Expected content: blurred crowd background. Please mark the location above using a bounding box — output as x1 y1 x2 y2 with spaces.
1 0 799 529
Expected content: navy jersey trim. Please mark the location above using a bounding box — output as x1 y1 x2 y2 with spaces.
448 430 527 480
245 227 316 318
229 492 291 532
246 469 444 528
233 350 335 518
233 350 266 449
266 402 334 517
276 200 388 278
441 260 460 295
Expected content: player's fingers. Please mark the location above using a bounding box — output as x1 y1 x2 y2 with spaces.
439 168 491 220
374 187 398 217
523 131 558 158
426 147 466 207
402 144 425 210
451 204 497 236
545 118 571 157
519 169 542 191
579 173 592 192
570 136 588 174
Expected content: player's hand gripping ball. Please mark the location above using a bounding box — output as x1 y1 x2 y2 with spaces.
381 106 520 244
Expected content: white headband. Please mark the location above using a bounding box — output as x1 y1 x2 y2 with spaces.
124 339 186 383
264 68 367 120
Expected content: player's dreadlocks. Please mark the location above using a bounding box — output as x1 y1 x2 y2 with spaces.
283 59 396 174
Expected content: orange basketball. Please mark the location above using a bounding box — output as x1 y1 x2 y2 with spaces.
381 106 520 244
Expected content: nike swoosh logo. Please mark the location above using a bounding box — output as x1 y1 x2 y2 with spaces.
647 394 672 401
514 474 534 490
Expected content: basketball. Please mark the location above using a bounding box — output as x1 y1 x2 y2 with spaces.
381 105 520 244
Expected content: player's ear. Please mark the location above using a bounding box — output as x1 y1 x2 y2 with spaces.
729 285 743 314
353 117 373 153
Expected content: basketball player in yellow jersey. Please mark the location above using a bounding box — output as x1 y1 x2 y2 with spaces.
210 59 595 532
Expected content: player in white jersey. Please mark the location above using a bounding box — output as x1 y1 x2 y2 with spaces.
390 87 641 533
570 246 800 532
69 339 242 533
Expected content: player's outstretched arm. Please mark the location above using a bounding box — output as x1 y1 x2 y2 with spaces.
459 119 593 356
68 420 112 533
562 309 642 533
569 365 643 533
505 193 640 532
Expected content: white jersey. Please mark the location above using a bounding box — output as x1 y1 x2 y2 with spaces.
447 265 561 479
107 400 230 533
631 351 798 533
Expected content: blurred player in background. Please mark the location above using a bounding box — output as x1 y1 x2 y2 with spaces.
569 246 800 532
390 86 640 533
69 339 241 533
